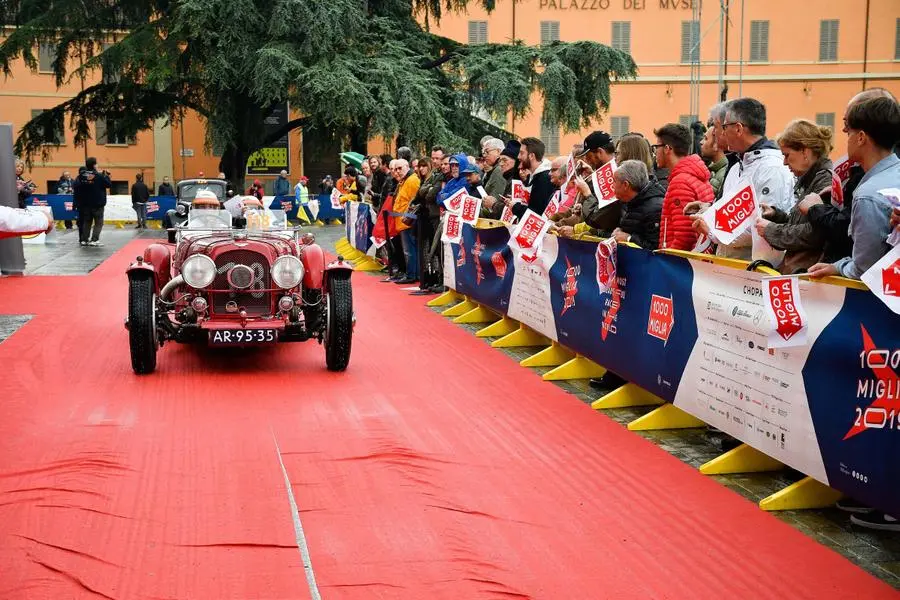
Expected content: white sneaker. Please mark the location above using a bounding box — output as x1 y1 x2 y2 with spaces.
89 241 103 247
79 241 87 246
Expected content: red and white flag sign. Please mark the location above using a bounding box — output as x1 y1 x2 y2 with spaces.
511 180 531 205
500 204 517 225
563 153 576 186
595 238 617 294
542 190 561 219
833 154 854 184
761 276 809 347
444 187 467 214
461 195 482 224
441 212 463 244
590 159 618 207
647 294 675 345
330 188 342 209
702 181 759 245
508 209 551 255
861 244 900 315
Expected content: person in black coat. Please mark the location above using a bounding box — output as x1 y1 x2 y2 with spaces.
508 137 554 218
73 157 111 246
131 173 150 229
157 176 175 196
610 160 664 250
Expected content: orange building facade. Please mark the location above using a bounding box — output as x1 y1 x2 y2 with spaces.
435 0 900 158
3 1 899 191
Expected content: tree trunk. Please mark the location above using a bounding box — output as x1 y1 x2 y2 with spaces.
219 145 249 192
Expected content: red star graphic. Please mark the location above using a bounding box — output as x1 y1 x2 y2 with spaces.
843 324 900 440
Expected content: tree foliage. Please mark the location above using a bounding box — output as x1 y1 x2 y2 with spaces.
0 0 637 184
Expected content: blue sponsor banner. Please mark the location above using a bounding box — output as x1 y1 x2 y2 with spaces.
315 193 344 222
344 201 375 254
450 223 900 517
27 194 176 220
270 195 298 221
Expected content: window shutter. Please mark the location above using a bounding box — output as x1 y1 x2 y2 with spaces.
540 120 559 156
750 21 769 62
681 21 699 63
611 116 630 140
38 43 55 72
895 19 900 61
540 21 559 44
96 118 107 145
469 20 487 44
815 113 835 130
679 114 698 127
612 22 631 54
819 20 839 61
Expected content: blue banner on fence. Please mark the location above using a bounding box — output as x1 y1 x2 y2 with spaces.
449 223 900 518
27 194 177 221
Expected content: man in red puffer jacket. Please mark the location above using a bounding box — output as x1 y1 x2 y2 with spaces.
652 123 714 250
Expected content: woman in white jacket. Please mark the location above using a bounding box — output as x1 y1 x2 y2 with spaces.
0 205 53 239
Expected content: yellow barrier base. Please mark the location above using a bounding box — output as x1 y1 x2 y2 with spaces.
699 443 785 475
453 305 499 325
475 316 519 338
491 325 551 348
520 342 575 368
314 220 325 226
441 298 477 318
352 257 383 272
542 355 607 381
759 476 843 511
335 237 351 249
591 383 665 410
627 404 705 431
427 290 462 307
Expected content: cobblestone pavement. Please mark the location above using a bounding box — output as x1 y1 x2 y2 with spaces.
4 226 898 588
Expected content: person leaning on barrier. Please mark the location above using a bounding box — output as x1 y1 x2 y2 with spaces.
609 160 664 250
575 131 621 236
754 119 834 274
807 96 900 280
507 137 554 218
799 88 899 265
479 138 508 219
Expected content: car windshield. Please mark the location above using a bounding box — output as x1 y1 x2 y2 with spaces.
245 209 288 231
178 181 226 203
186 209 232 231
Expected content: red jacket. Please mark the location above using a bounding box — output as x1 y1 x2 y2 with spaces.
659 154 714 250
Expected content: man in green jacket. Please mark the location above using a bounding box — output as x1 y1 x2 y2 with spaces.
700 125 729 199
479 138 508 219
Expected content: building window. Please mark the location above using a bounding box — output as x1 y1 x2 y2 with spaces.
895 18 899 60
610 116 630 141
611 21 631 54
468 21 488 45
101 42 121 84
679 114 699 128
540 21 560 44
540 120 559 156
750 20 769 62
681 20 700 64
30 109 64 145
38 43 55 73
96 118 133 145
819 19 839 62
815 113 836 130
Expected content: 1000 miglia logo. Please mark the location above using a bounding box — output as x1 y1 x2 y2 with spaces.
845 324 900 440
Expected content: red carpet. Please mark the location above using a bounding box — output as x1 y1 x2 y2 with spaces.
0 240 894 599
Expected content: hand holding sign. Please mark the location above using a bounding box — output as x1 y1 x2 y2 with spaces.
861 244 900 315
441 212 463 244
511 180 530 205
330 188 342 210
590 159 618 208
460 195 482 225
701 181 759 245
444 187 467 214
508 209 551 255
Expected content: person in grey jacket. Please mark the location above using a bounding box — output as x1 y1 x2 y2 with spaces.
808 96 900 280
479 138 508 219
756 119 834 274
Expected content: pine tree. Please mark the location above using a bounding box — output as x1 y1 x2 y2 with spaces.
0 0 636 187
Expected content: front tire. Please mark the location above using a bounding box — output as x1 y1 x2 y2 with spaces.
324 274 353 371
129 276 158 374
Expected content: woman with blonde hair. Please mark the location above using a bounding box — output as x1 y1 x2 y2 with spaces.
754 118 836 274
615 133 668 191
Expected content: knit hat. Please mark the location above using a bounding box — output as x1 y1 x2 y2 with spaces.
500 140 521 160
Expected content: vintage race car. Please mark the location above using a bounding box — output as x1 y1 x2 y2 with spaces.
163 178 229 243
125 206 354 374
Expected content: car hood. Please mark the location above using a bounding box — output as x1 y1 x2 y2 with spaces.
175 233 297 266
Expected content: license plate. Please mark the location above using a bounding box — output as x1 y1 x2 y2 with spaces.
209 328 278 345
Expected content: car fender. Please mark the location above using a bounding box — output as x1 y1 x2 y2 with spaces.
300 244 326 289
127 243 172 292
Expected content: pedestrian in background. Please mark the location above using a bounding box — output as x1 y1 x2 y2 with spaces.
131 173 150 230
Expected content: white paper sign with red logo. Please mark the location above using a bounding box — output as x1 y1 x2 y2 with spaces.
861 244 900 316
511 180 531 205
590 159 618 209
508 209 552 258
441 212 463 244
542 190 562 219
647 294 675 345
330 188 342 210
880 187 900 247
761 276 809 348
499 204 518 225
595 238 617 294
460 195 482 225
701 181 759 246
443 187 468 214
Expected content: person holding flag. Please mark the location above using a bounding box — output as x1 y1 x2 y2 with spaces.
574 131 621 236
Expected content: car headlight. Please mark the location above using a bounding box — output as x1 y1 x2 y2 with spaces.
272 255 304 289
175 204 187 216
182 255 216 288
